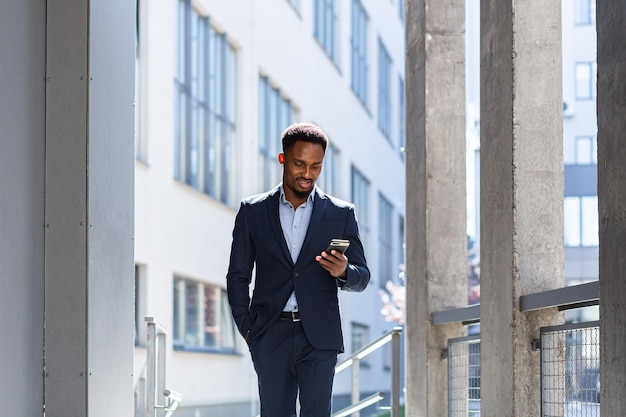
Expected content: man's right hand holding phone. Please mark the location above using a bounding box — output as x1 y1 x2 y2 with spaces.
316 239 350 278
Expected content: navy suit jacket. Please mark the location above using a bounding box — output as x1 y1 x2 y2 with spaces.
226 185 370 352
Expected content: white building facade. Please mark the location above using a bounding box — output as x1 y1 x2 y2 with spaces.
133 0 406 415
465 0 599 296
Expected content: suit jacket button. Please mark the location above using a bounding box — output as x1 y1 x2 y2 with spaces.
294 272 299 277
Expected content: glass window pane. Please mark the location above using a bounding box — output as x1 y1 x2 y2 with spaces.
576 136 592 164
564 197 581 247
318 143 336 195
173 278 184 343
575 0 594 25
378 194 393 289
575 63 592 100
257 75 296 193
350 0 368 106
581 196 599 247
351 166 370 249
185 281 201 347
592 137 597 164
378 39 392 139
219 289 236 350
351 323 369 352
204 285 217 347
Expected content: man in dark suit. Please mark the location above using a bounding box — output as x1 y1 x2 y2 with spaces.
227 122 370 416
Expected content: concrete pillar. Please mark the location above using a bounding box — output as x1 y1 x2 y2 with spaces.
596 1 626 413
44 0 135 416
480 1 564 416
405 0 466 415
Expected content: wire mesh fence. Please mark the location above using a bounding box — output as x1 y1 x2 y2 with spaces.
541 321 600 417
445 321 600 417
448 335 481 417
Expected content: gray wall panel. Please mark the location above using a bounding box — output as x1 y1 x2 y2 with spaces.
44 0 135 415
87 0 136 415
0 0 46 415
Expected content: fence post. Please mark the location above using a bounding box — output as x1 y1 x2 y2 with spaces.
351 358 360 417
391 328 401 417
146 317 156 417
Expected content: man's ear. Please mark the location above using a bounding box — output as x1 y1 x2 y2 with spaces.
278 153 285 165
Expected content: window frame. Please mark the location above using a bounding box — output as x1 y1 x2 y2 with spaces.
350 0 369 108
172 276 237 354
318 142 338 196
564 196 599 247
574 136 597 165
351 322 371 367
377 38 392 140
378 193 394 289
258 75 297 193
574 0 595 26
398 75 405 159
574 62 595 101
351 165 370 251
174 1 238 206
314 0 340 66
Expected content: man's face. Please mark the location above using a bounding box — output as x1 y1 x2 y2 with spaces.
280 140 325 200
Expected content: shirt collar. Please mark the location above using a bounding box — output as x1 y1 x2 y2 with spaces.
279 184 315 208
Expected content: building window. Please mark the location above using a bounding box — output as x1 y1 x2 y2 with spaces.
574 62 595 100
174 1 238 205
575 0 595 25
173 277 237 352
350 0 369 107
258 75 297 192
313 0 339 65
378 193 393 289
318 143 338 196
564 196 599 247
398 76 405 158
398 214 405 283
378 38 392 140
575 136 597 164
351 322 370 355
351 166 370 251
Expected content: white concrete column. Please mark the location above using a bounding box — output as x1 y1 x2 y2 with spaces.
597 1 626 414
405 0 467 415
479 1 564 416
44 0 135 415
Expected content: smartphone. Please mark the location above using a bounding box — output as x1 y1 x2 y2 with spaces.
325 239 350 254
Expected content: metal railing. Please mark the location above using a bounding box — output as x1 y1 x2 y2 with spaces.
135 316 182 417
448 335 481 417
541 321 600 417
333 326 403 417
432 282 600 417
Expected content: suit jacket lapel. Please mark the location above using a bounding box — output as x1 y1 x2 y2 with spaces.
299 188 327 261
267 188 294 267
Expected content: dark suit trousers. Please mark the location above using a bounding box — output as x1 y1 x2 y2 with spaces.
250 319 338 417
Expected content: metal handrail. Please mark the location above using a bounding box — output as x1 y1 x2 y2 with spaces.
432 281 599 325
333 326 402 417
139 316 182 417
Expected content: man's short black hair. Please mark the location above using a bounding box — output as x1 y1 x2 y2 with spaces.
281 122 328 154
